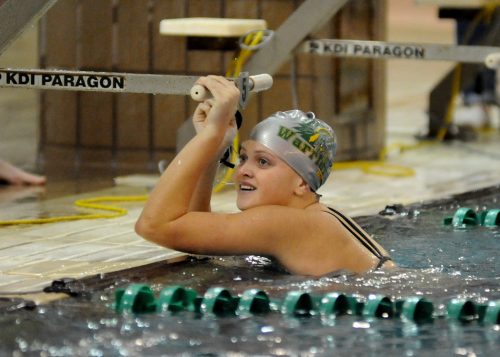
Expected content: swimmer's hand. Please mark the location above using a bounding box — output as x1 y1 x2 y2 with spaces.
192 76 239 148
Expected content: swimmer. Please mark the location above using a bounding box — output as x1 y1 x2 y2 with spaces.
0 159 46 185
136 75 394 275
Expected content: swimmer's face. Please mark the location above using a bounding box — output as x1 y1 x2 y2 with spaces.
235 140 303 210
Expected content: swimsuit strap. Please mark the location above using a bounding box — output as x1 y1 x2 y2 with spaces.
326 207 384 257
325 207 392 268
376 256 393 270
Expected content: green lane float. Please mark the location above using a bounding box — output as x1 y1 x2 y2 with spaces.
112 284 500 326
281 291 314 317
157 285 198 313
201 287 238 317
446 299 477 322
444 207 500 227
319 292 356 316
482 209 500 227
444 207 479 227
398 297 434 322
480 301 500 324
362 294 393 319
237 289 270 316
114 284 157 314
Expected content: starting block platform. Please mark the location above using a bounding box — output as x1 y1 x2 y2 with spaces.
159 17 267 38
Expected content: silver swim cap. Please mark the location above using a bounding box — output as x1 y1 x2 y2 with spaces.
249 110 336 191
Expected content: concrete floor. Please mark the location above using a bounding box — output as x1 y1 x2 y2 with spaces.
0 0 499 297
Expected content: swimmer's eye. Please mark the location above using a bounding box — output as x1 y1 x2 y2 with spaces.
257 157 270 167
238 154 248 164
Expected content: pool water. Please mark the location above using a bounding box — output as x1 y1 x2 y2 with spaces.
1 186 499 356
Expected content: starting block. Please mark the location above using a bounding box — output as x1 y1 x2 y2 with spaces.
159 17 268 51
159 17 267 38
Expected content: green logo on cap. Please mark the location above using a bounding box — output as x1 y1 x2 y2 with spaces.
277 124 332 182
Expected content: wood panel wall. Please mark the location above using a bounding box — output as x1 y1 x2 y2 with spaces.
39 0 386 172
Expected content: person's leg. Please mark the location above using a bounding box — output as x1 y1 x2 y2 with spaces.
0 159 46 185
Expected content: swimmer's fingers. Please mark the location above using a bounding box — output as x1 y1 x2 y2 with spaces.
195 75 235 91
193 100 213 117
192 100 214 128
195 76 239 106
195 76 239 130
192 76 239 146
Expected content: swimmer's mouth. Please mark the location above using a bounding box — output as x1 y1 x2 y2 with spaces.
239 184 256 191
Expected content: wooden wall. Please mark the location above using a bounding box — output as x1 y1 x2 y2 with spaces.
39 0 386 172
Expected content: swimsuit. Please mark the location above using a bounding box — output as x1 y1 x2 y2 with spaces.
325 207 392 269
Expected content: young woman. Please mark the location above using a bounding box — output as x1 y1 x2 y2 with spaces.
136 75 394 275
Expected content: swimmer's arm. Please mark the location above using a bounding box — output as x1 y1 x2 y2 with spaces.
188 81 237 212
141 205 344 276
137 126 225 232
139 206 301 256
188 159 218 212
136 76 238 233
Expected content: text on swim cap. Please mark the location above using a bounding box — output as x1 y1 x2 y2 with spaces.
277 126 331 181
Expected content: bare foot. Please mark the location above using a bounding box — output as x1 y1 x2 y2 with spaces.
0 159 46 185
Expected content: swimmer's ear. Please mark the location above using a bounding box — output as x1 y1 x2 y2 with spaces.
293 178 311 197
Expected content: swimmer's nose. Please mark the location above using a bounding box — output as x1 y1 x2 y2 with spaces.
235 161 253 180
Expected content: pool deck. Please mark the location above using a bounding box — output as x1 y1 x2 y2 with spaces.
1 0 499 302
1 132 500 300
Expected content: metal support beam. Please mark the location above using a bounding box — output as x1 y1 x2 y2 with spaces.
0 68 199 95
303 39 500 65
244 0 349 75
0 68 272 106
0 0 58 55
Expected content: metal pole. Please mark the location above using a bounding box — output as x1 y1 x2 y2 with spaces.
244 0 349 75
0 0 58 55
0 68 199 95
0 68 273 105
303 39 500 65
